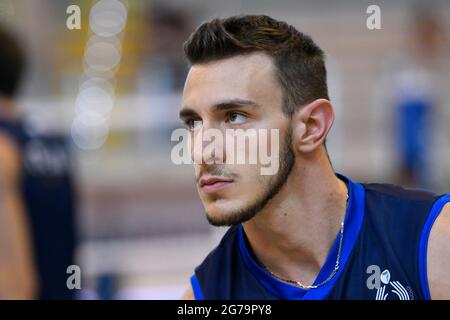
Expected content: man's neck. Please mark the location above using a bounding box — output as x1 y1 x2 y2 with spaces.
242 151 349 286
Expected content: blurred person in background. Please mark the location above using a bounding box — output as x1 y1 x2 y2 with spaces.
0 25 77 300
137 3 193 95
388 6 447 188
135 3 195 149
0 25 36 300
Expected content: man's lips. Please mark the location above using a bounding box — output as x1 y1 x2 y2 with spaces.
199 176 234 194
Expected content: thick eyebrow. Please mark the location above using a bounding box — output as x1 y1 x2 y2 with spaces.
179 98 259 120
179 108 199 121
212 98 260 112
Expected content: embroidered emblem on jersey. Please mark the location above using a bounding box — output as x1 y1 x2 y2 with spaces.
366 265 413 300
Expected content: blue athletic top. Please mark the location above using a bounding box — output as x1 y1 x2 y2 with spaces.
190 174 450 300
0 117 76 299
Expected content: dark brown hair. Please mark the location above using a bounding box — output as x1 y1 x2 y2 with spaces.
0 25 25 98
183 14 329 116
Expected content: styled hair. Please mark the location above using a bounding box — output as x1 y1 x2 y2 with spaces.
183 14 329 116
0 26 25 98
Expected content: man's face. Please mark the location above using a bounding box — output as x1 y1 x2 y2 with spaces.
180 52 295 226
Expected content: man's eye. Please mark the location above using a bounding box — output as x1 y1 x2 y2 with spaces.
186 119 203 131
227 112 247 125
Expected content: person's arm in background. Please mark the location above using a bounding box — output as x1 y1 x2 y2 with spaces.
0 134 37 299
180 286 194 300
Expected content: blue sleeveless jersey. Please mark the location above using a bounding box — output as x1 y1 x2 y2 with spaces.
0 118 76 299
190 174 450 300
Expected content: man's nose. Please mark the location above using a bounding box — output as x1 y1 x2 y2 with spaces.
190 123 226 165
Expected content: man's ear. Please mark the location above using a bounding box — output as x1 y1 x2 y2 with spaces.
292 98 335 153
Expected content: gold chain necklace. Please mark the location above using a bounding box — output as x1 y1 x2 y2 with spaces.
259 192 349 290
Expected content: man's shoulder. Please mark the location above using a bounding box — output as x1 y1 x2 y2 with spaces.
358 180 445 225
362 181 439 201
358 180 447 248
360 181 444 224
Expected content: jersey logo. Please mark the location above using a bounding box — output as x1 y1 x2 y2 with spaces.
366 265 413 300
24 140 70 177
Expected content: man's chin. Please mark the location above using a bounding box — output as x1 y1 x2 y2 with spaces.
204 200 258 226
205 211 245 226
204 198 239 216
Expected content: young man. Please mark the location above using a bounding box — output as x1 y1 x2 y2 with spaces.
0 26 77 299
177 15 450 300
